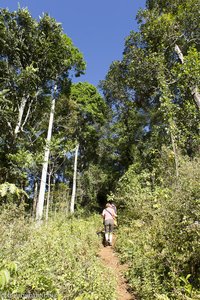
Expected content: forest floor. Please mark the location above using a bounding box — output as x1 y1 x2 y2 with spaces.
98 234 136 300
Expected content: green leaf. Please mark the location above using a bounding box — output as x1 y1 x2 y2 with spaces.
0 269 10 290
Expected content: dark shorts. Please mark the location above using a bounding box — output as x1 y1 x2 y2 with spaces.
104 219 114 233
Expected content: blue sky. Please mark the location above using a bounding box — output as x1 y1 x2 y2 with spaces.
0 0 146 87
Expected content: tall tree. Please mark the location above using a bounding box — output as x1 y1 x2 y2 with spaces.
100 0 200 179
54 82 108 206
34 18 86 220
0 8 86 216
70 143 79 214
36 85 57 221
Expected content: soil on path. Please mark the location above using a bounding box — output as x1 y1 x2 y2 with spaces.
98 235 136 300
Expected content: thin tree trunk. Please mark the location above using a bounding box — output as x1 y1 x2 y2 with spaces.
45 171 52 221
175 44 200 109
14 96 28 136
36 85 57 221
191 86 200 109
21 98 33 132
32 180 38 217
70 143 79 214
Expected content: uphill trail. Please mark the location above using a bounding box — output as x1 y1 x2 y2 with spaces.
98 235 136 300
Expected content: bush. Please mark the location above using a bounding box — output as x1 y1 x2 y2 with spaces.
113 156 200 299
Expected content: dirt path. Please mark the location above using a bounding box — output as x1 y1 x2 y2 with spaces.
98 235 136 300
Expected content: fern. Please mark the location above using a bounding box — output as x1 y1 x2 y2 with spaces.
0 269 10 290
0 262 18 290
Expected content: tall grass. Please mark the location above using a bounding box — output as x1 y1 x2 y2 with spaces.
0 208 116 300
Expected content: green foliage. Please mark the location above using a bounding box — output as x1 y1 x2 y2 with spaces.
108 164 154 222
0 182 28 203
100 0 200 180
180 274 193 297
67 82 107 167
79 164 109 208
50 183 70 213
0 269 10 290
0 7 86 187
114 156 200 299
0 1 199 299
0 212 116 299
52 82 109 208
0 262 17 290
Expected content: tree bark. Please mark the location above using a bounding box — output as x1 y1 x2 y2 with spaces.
14 96 27 136
174 44 184 64
45 171 52 221
70 143 79 214
32 180 38 217
36 85 57 221
175 44 200 109
21 98 33 132
191 86 200 109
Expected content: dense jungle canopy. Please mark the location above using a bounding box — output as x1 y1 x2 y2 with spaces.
0 1 200 299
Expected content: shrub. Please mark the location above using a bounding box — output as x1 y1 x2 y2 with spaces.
113 156 200 299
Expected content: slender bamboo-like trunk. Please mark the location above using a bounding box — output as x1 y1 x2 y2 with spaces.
14 96 27 136
21 98 33 132
45 171 52 221
32 180 38 217
36 85 57 221
70 144 79 214
175 44 200 109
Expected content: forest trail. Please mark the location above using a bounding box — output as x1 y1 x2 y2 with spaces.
98 235 136 300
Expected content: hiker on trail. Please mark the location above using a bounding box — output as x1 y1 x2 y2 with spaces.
102 203 117 246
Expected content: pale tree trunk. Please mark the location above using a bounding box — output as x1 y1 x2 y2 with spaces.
14 96 28 136
191 86 200 109
174 44 184 64
32 180 38 217
21 98 34 132
45 171 52 221
175 44 200 109
36 85 57 221
15 90 41 136
70 144 79 214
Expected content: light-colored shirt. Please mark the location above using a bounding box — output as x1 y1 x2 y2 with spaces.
102 207 116 221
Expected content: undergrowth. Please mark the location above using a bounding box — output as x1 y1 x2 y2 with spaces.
113 156 200 300
0 207 116 300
